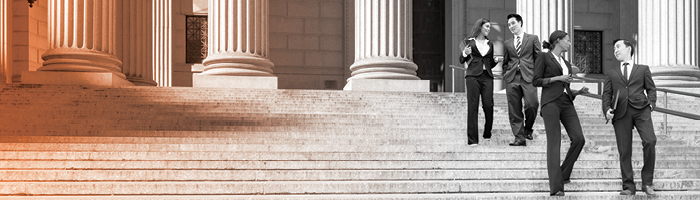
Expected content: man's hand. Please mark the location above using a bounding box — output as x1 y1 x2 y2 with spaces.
650 102 656 111
606 109 615 120
577 86 590 95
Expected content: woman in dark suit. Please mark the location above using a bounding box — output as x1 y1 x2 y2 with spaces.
532 30 589 196
458 18 502 146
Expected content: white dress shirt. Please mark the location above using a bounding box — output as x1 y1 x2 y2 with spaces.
620 60 634 80
553 53 569 94
514 32 525 49
475 39 490 70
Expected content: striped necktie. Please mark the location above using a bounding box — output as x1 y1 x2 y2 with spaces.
516 36 522 56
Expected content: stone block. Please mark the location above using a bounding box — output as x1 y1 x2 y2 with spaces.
269 17 304 33
288 35 319 50
288 0 319 18
320 19 343 34
320 0 343 18
269 50 304 66
320 35 343 51
21 71 135 86
193 74 277 89
344 79 430 92
304 18 320 34
269 33 288 49
269 0 288 16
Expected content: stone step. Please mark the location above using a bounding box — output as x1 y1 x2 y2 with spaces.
0 169 698 181
0 179 697 195
2 192 697 200
0 151 696 161
0 160 697 170
0 135 688 146
1 142 698 153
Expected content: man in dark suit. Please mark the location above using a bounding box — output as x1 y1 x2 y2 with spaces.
503 14 541 146
602 39 657 196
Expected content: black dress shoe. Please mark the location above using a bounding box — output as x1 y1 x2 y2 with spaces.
619 189 634 195
509 141 526 146
525 130 534 140
642 185 656 196
563 180 571 184
550 191 565 196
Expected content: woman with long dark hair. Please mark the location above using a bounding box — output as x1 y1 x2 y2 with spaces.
459 18 502 146
532 30 589 196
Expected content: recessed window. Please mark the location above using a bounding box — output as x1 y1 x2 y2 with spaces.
186 16 208 63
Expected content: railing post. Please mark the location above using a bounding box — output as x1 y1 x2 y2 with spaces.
452 68 455 94
664 91 668 134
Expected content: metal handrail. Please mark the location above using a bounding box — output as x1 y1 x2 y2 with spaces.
574 77 700 135
448 65 467 94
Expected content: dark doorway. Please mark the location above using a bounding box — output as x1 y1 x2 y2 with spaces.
413 0 445 92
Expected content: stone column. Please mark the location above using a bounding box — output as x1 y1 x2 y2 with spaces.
153 0 171 87
344 0 428 92
193 0 277 89
517 0 572 59
638 0 700 87
22 0 133 86
0 0 11 84
121 0 157 86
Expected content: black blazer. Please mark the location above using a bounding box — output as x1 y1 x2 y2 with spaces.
602 63 657 122
533 52 576 106
459 39 496 78
503 33 541 83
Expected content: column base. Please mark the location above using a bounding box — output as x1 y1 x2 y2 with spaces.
343 79 430 92
193 74 278 89
21 71 135 86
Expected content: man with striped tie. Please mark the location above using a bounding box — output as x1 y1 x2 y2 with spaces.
503 14 541 146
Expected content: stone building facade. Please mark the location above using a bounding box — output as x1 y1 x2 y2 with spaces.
1 0 698 91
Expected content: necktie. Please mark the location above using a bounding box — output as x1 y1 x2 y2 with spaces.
515 36 522 56
623 63 629 81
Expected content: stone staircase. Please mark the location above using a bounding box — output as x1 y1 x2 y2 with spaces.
0 84 699 199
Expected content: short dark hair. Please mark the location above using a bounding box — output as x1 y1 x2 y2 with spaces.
506 14 523 27
613 39 635 56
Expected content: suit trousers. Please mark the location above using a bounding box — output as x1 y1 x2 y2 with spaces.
465 71 493 144
506 72 539 141
613 105 656 191
541 94 586 194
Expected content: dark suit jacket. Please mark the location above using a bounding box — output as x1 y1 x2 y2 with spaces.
602 63 657 122
503 33 541 83
532 52 577 106
459 39 496 78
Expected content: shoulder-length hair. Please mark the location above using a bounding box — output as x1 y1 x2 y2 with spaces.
469 18 490 40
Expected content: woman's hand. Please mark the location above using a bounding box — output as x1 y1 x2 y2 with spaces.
462 45 472 56
554 74 573 83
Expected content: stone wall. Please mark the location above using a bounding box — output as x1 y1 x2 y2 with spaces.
269 0 346 89
573 0 619 74
11 0 48 83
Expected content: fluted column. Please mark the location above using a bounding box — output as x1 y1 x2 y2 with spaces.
518 0 572 58
201 0 273 77
349 0 418 81
153 0 171 87
193 0 276 89
122 0 156 86
0 0 11 84
40 0 123 78
638 0 699 87
344 0 427 92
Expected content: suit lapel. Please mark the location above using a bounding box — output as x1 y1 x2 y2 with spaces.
548 53 563 75
614 62 629 85
629 64 640 83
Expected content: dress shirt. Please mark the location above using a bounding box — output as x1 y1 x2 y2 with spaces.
553 53 569 94
621 60 634 80
475 39 490 70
